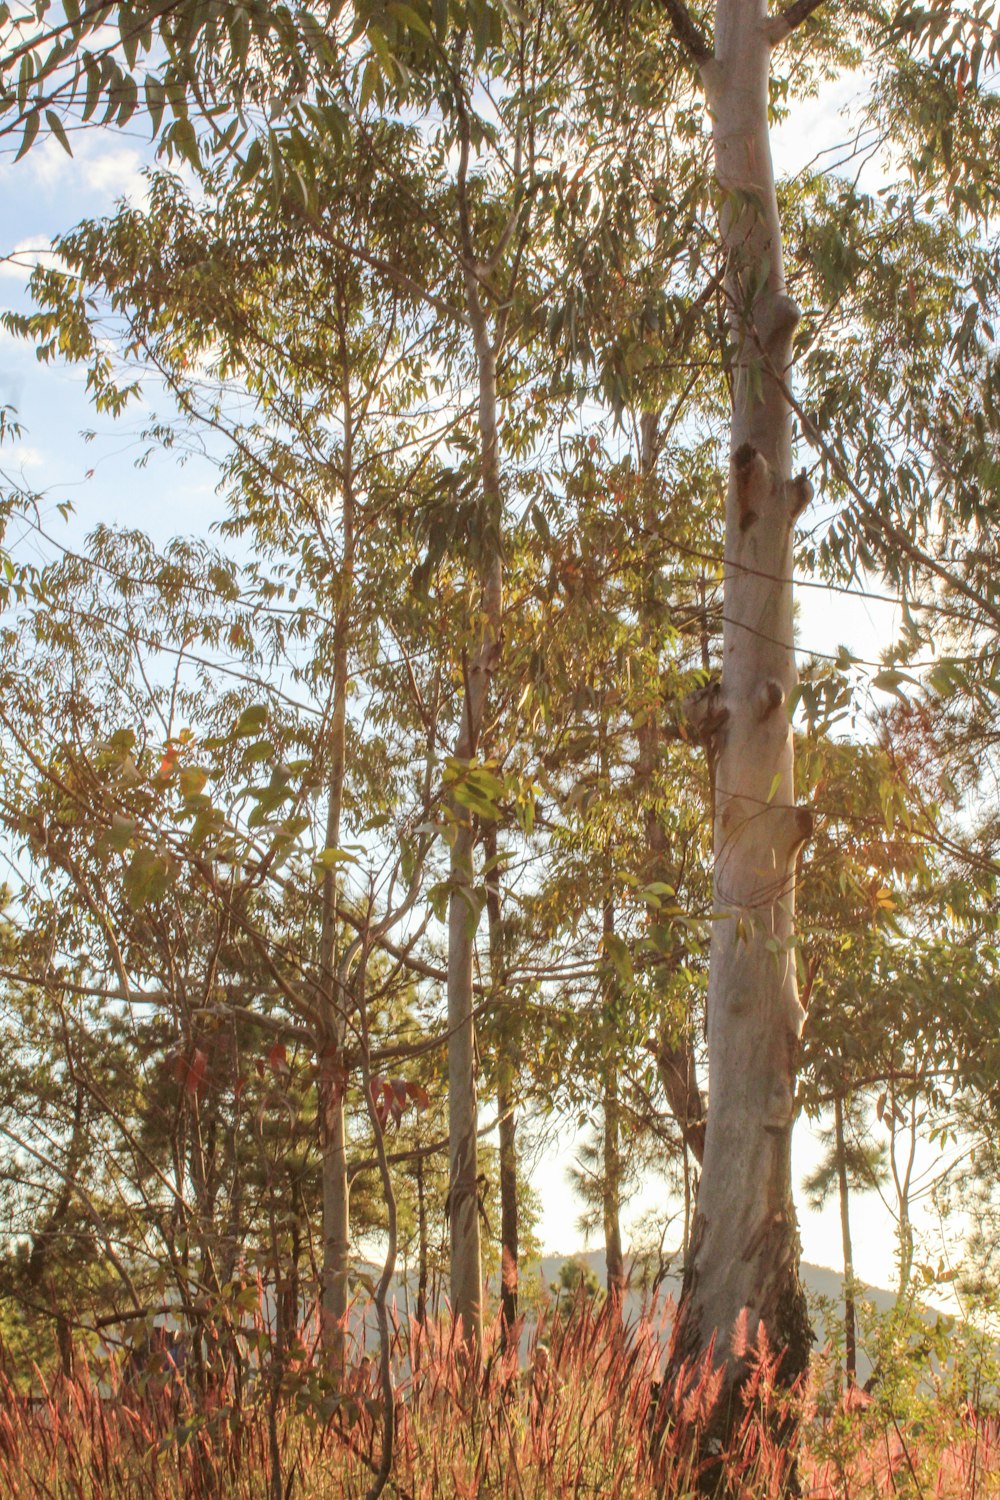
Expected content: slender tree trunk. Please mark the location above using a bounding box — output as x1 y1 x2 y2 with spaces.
318 341 356 1369
28 1079 86 1376
602 1079 625 1304
635 410 707 1163
600 899 625 1308
669 0 813 1407
888 1079 917 1296
833 1094 857 1386
484 824 519 1342
497 1075 518 1332
446 278 502 1348
416 1154 428 1328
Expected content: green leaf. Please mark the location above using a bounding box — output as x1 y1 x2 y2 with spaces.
871 668 913 700
235 704 269 737
178 766 208 798
109 815 134 852
124 847 174 907
359 58 379 113
15 111 40 162
44 110 72 156
313 847 359 872
145 76 165 136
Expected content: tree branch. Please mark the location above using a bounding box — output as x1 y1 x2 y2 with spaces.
655 0 713 65
766 0 829 45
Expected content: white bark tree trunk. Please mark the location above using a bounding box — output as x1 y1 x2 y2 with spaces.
669 0 813 1400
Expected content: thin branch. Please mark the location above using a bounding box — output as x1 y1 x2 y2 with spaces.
655 0 713 65
767 0 830 45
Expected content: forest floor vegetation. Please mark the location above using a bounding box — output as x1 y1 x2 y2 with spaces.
0 1295 996 1498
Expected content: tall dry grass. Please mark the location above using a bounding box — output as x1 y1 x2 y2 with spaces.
0 1295 996 1498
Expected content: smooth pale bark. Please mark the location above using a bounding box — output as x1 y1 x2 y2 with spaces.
446 274 502 1348
636 410 707 1164
834 1094 857 1385
318 355 356 1369
668 0 813 1397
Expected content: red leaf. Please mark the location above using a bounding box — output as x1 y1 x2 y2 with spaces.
157 744 180 780
267 1042 288 1075
234 1075 248 1100
184 1047 208 1098
407 1081 431 1110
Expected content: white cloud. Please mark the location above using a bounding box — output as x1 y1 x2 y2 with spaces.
10 444 44 470
28 134 78 191
82 145 147 199
0 237 62 281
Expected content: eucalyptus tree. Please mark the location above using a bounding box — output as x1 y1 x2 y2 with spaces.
4 124 452 1361
9 0 1000 1447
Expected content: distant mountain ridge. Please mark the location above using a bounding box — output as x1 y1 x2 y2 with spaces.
507 1250 922 1383
524 1248 901 1316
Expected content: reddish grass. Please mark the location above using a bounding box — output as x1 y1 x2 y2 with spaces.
0 1298 996 1498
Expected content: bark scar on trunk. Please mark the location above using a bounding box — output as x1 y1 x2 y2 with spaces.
784 470 813 521
780 804 814 860
753 678 785 720
759 293 802 357
733 442 771 531
683 679 729 741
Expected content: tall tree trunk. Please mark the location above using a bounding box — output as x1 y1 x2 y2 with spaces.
601 899 625 1308
833 1094 857 1386
446 274 502 1348
318 335 356 1369
888 1078 917 1296
484 824 519 1342
416 1153 428 1328
635 410 707 1163
669 0 813 1405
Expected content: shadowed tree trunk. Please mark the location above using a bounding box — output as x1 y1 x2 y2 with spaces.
484 824 519 1343
665 0 814 1421
834 1093 857 1386
446 260 502 1349
27 1079 86 1378
317 320 356 1372
601 898 625 1308
416 1153 429 1328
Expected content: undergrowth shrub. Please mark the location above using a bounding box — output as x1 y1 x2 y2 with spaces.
0 1293 995 1498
